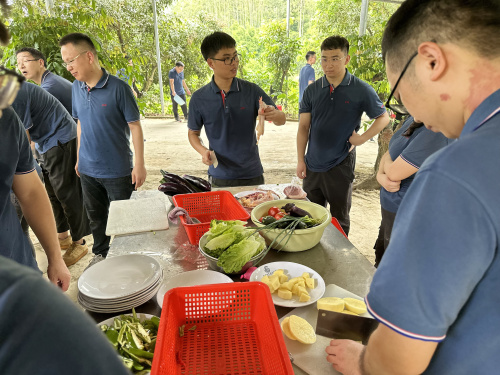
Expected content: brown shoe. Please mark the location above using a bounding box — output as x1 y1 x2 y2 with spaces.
63 242 88 267
59 236 73 250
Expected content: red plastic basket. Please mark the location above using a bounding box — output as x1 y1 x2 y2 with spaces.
151 282 294 375
173 191 250 245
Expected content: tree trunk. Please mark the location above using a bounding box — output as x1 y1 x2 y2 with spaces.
141 63 158 93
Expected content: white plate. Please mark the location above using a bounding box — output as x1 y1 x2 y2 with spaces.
250 261 326 307
97 313 157 329
78 254 162 299
156 270 233 308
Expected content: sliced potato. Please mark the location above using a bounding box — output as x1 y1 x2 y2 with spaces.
343 298 367 315
279 274 289 284
299 293 311 302
289 315 316 344
273 269 284 276
278 288 293 300
317 297 345 312
305 278 315 289
281 317 297 340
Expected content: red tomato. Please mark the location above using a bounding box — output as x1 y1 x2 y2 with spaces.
268 206 280 216
274 212 285 220
259 217 264 223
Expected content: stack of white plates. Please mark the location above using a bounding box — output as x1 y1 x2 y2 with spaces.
77 254 162 313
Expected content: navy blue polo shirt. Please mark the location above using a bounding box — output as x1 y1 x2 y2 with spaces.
41 70 74 118
11 82 76 154
72 68 140 178
299 64 315 103
168 67 185 95
366 89 500 374
300 70 386 172
188 77 276 180
0 107 38 270
380 116 451 213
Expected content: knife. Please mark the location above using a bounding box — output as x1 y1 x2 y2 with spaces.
315 309 379 345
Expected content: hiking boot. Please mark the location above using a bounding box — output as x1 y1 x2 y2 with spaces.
84 254 105 271
63 241 88 267
59 236 73 250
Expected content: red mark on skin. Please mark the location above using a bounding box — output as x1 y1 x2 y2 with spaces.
440 93 451 101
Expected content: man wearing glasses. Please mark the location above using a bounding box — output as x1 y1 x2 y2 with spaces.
297 35 390 236
326 1 500 374
16 47 74 119
188 31 286 187
59 33 146 264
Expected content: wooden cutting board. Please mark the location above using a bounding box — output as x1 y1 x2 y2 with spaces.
279 284 370 375
106 197 169 236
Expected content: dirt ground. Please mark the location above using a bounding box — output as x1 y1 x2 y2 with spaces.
33 117 381 304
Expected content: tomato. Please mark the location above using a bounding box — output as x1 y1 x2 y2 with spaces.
259 217 264 223
274 212 285 220
268 206 280 216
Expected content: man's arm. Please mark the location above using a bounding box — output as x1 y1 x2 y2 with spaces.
12 172 71 291
296 112 311 179
262 106 286 125
128 121 146 189
325 324 438 375
182 80 191 95
188 129 212 166
376 151 401 192
75 120 81 177
350 112 390 146
169 78 176 96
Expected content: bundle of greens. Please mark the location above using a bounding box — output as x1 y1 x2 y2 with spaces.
100 309 159 374
202 220 266 274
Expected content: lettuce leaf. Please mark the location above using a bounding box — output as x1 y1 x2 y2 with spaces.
217 237 262 274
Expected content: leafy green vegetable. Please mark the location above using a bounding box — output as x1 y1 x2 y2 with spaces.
217 238 261 274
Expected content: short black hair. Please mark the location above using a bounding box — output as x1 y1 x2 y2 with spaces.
200 32 236 61
59 33 97 54
382 0 500 73
16 47 47 67
320 36 349 55
175 61 184 67
305 51 316 61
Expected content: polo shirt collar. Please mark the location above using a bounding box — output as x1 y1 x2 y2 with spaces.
79 68 109 90
461 88 500 137
321 69 352 89
41 70 50 83
209 76 240 94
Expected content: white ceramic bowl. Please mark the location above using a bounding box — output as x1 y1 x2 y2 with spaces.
250 199 331 252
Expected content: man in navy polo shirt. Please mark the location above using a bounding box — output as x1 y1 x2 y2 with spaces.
0 70 70 291
298 51 316 107
297 36 390 235
326 1 500 374
169 61 191 122
59 33 146 261
16 47 74 118
12 82 90 266
188 32 286 187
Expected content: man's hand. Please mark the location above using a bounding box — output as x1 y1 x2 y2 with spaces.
296 160 307 179
172 91 177 97
262 106 286 125
75 161 80 177
349 131 366 146
202 149 213 166
377 173 401 192
47 257 71 292
326 339 364 375
186 89 191 95
132 164 147 189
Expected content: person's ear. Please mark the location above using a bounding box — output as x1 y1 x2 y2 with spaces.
207 58 215 70
417 42 447 81
345 54 351 65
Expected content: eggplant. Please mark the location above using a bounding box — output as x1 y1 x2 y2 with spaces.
158 182 194 196
182 175 211 192
282 203 312 218
160 172 197 193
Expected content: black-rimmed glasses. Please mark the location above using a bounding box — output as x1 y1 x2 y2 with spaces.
0 66 25 110
210 54 241 65
385 51 418 116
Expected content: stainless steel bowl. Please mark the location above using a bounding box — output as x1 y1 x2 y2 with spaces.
198 232 268 275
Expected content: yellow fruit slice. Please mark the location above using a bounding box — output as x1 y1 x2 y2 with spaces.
281 317 297 340
317 297 345 312
341 309 358 315
343 298 367 315
288 315 316 344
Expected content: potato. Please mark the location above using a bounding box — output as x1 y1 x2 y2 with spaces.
278 288 293 300
279 274 289 284
299 293 311 302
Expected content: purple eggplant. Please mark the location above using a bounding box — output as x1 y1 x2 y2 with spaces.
282 203 312 218
160 172 197 193
158 182 194 196
182 174 211 192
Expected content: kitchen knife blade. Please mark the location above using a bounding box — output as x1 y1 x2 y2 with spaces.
316 309 379 345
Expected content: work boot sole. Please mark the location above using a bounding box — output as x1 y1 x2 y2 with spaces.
64 247 88 267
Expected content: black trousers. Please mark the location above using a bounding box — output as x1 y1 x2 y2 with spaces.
303 150 356 236
37 139 90 240
171 94 188 120
208 175 265 188
373 207 397 268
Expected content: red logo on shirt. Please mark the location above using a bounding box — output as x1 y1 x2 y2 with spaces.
102 104 107 107
345 101 349 104
240 107 245 110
